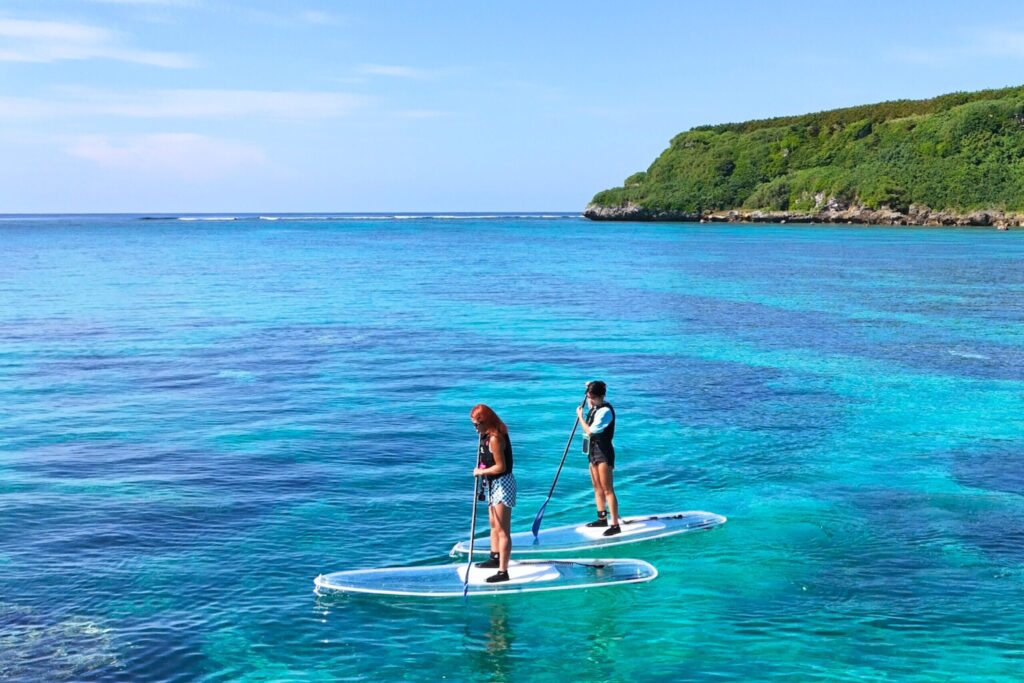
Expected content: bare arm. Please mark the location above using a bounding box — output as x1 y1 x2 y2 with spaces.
576 405 591 436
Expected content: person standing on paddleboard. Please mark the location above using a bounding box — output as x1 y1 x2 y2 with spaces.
470 404 517 583
577 380 621 536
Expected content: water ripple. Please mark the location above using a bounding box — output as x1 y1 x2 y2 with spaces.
1 218 1022 681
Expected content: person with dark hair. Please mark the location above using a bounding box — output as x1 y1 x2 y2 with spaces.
576 380 621 536
470 404 517 582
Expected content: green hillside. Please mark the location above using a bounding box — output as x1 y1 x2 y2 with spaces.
590 86 1024 215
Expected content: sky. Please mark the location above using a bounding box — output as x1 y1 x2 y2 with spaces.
3 0 1024 212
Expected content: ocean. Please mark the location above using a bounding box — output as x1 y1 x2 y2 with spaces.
1 214 1023 681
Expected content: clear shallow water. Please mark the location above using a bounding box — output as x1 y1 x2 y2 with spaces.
1 214 1023 681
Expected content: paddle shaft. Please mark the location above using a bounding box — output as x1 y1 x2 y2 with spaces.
531 391 589 538
463 475 481 597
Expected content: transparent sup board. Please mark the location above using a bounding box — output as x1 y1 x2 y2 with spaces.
451 510 726 556
313 558 657 597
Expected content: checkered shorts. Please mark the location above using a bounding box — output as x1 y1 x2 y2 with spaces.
486 473 517 508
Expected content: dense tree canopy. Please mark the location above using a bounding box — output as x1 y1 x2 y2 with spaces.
591 86 1024 213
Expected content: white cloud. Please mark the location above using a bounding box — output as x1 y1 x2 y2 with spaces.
0 17 110 41
395 110 449 119
358 64 435 79
67 133 265 180
890 27 1024 65
973 29 1024 58
87 0 198 4
0 17 193 67
0 88 369 119
234 7 346 27
889 47 946 66
298 10 342 26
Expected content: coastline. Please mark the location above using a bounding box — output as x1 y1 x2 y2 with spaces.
583 202 1016 229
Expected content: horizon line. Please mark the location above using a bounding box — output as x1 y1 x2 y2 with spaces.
0 210 583 216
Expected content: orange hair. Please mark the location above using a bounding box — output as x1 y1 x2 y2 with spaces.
470 404 508 437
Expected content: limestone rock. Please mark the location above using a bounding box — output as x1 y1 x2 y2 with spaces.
584 201 1024 227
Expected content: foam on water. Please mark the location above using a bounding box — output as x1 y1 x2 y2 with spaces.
215 369 256 381
176 216 239 221
947 347 990 360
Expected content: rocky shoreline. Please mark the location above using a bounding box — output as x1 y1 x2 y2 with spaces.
584 202 1016 229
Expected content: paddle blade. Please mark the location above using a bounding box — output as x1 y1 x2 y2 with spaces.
531 500 549 538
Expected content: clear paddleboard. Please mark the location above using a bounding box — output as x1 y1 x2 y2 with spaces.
313 558 657 597
450 510 726 556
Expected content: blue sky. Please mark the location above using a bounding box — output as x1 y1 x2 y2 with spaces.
2 0 1024 212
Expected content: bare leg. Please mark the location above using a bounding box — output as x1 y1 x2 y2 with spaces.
492 503 512 571
589 463 606 516
595 463 619 525
488 505 499 555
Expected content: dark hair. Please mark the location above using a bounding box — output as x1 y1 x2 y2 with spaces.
587 380 607 398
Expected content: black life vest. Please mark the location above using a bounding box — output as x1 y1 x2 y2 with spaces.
478 431 514 482
583 402 615 459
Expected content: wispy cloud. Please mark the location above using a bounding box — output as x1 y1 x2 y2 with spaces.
67 133 265 180
236 7 346 27
577 105 636 119
298 10 342 26
889 47 946 66
357 64 436 80
0 88 370 119
890 27 1024 65
395 110 449 119
86 0 199 5
0 17 193 67
972 28 1024 58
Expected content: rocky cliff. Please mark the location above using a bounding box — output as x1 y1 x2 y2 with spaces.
584 201 1016 228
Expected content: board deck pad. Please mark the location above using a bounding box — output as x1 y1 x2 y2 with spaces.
313 558 657 597
457 561 562 585
451 510 726 556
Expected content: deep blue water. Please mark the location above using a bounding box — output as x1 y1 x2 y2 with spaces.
1 214 1023 681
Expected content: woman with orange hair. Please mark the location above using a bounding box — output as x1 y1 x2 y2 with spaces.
470 404 517 583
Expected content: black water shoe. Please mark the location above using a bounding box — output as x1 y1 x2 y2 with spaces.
486 570 510 583
602 524 621 537
585 513 608 528
475 553 500 568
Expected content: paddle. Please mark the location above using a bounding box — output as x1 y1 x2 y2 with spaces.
462 474 482 598
531 389 589 539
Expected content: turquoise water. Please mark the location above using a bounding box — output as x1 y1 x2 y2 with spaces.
1 214 1023 681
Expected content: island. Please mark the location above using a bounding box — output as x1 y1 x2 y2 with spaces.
585 85 1024 228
